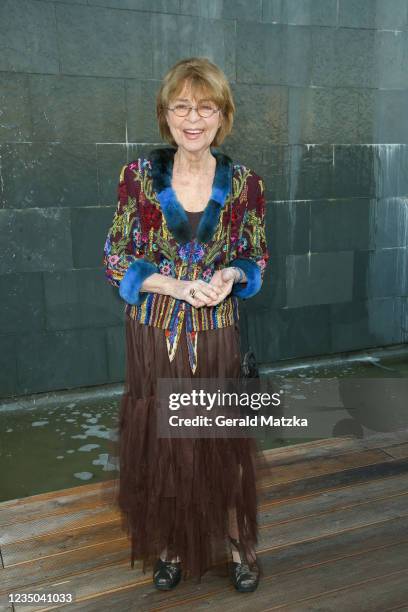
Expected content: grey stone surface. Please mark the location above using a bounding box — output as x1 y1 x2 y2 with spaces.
236 22 284 84
97 145 129 206
56 3 153 78
286 251 354 308
179 0 223 18
106 325 126 381
338 0 408 30
0 207 73 274
248 304 331 363
0 73 31 142
330 297 408 353
126 79 162 143
0 143 97 209
0 273 45 334
311 27 377 89
353 249 408 300
333 146 376 199
310 199 372 252
229 83 288 148
71 206 116 269
151 13 235 81
17 328 108 395
263 0 338 26
0 0 59 74
88 0 180 11
30 74 127 144
0 335 18 398
371 197 408 249
374 90 408 144
43 268 125 331
268 200 309 255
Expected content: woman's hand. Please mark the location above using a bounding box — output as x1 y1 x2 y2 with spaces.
205 268 237 306
172 278 223 308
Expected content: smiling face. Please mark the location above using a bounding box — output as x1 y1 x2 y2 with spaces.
165 80 223 154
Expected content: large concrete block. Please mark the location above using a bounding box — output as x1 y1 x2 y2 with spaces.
0 0 59 73
151 13 235 81
0 207 73 274
106 325 126 381
0 73 31 142
269 200 310 255
263 0 338 26
339 0 408 29
353 249 408 300
0 273 45 334
71 206 117 269
17 328 108 395
43 268 126 331
310 199 372 252
0 335 18 398
56 3 152 77
30 74 127 143
286 251 354 307
0 143 97 209
229 82 288 147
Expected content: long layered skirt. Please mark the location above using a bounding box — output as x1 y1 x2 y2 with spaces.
110 313 270 582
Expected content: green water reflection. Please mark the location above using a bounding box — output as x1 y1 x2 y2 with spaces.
1 355 407 502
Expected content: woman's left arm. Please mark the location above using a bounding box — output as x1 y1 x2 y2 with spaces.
230 175 270 300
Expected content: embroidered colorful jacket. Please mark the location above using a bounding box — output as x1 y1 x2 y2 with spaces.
103 146 269 373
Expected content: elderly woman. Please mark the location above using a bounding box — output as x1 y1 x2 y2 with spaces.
103 56 270 592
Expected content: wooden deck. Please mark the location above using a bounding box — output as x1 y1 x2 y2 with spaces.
1 430 408 611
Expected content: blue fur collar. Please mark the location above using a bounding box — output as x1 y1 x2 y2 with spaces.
149 146 233 245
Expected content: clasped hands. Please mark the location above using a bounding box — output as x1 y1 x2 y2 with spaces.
182 267 239 308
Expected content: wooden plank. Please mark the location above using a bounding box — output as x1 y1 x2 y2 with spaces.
258 471 408 525
0 509 117 547
0 480 112 511
0 480 115 527
12 516 408 611
4 490 408 609
262 436 408 468
261 457 408 503
2 474 408 592
1 432 407 610
1 521 125 568
2 458 407 566
266 568 408 611
382 442 408 460
258 494 408 553
3 455 406 559
261 428 408 461
136 540 408 611
259 448 391 484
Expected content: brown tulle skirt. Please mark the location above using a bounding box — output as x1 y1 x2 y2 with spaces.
108 314 270 582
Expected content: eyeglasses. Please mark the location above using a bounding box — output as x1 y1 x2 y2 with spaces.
166 103 220 118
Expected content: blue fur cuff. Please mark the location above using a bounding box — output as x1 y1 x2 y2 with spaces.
230 258 262 300
119 259 159 305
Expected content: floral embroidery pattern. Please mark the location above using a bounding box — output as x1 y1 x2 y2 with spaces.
103 156 270 373
159 258 175 276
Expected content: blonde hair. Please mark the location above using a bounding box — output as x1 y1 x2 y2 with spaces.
156 57 235 147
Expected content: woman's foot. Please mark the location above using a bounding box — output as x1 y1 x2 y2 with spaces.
228 535 260 593
153 550 182 590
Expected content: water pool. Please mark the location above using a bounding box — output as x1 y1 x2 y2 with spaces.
1 352 407 503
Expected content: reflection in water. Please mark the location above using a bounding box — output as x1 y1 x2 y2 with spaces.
1 355 407 503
